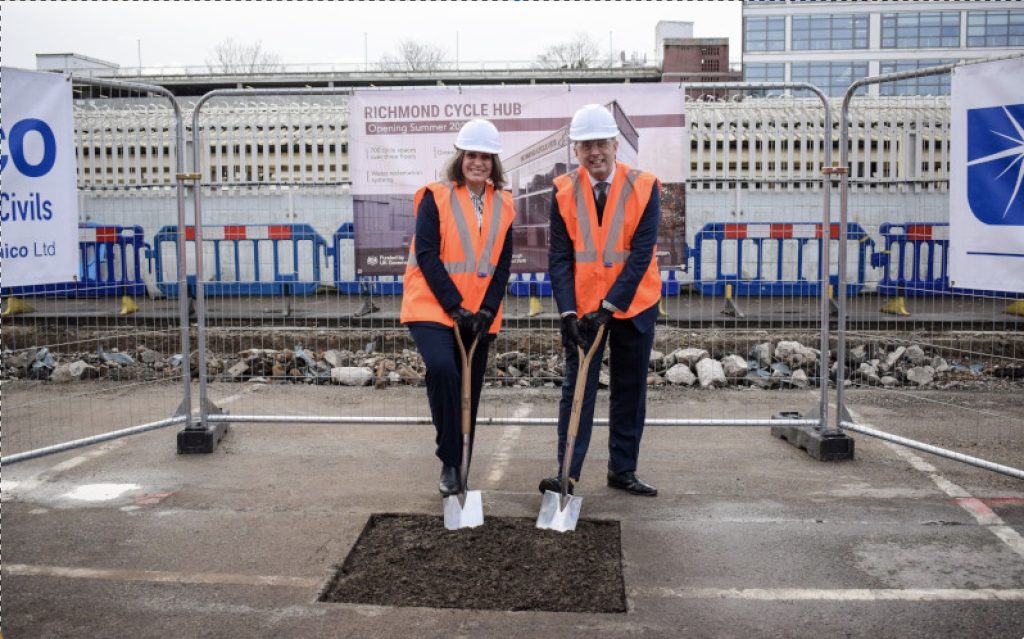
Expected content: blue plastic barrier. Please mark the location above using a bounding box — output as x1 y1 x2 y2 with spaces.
150 224 330 297
331 223 404 295
1 224 150 298
873 222 1021 298
690 222 874 297
873 223 949 297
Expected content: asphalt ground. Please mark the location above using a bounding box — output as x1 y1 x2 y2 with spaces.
2 384 1023 638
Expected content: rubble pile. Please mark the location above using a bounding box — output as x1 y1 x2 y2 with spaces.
3 339 1021 391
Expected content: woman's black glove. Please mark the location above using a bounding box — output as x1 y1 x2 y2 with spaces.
579 306 613 339
473 308 495 338
449 307 476 335
560 314 587 350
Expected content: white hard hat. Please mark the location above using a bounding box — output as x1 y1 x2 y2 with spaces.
569 104 619 142
455 119 502 154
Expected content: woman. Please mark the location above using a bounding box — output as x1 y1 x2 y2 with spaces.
400 119 516 497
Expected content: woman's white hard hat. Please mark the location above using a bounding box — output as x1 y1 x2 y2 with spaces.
455 119 502 154
569 104 620 142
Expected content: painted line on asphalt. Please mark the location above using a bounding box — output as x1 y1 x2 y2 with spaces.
482 403 529 488
5 563 322 589
883 442 1024 559
633 586 1024 602
1 442 123 494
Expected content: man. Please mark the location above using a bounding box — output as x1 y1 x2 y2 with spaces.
540 103 662 498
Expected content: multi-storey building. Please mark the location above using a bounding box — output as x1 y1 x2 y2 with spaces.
742 0 1024 96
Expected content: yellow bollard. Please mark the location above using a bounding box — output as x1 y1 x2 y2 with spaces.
120 294 140 315
880 296 910 317
1 297 35 317
527 294 543 318
1006 300 1024 318
720 283 745 318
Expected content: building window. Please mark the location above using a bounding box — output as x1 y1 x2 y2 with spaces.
792 14 869 50
967 10 1024 48
743 63 786 96
878 60 954 96
881 11 961 49
744 16 786 52
791 61 870 97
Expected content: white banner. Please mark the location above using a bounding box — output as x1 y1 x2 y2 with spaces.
949 57 1024 294
0 67 80 288
349 84 686 274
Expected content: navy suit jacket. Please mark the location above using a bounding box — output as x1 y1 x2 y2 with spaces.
413 188 514 315
548 173 661 333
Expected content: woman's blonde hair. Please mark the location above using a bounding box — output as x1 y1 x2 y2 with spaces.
444 150 506 190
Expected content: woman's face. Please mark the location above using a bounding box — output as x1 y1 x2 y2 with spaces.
461 151 493 190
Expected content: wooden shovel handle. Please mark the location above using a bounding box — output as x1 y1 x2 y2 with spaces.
453 328 479 437
565 324 606 441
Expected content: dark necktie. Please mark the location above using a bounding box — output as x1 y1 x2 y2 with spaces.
594 182 608 224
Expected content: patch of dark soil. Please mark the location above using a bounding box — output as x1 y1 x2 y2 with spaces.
319 513 626 613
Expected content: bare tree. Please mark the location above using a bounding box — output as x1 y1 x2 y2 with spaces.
535 33 602 70
206 38 283 74
379 40 448 72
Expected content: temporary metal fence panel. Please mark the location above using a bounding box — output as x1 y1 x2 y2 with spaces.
835 59 1024 482
168 82 838 450
2 76 194 464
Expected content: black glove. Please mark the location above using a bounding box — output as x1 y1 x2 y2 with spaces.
579 305 613 339
449 307 476 336
560 314 587 351
472 308 495 338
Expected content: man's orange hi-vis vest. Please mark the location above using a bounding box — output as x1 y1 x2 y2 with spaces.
553 162 661 318
400 181 515 333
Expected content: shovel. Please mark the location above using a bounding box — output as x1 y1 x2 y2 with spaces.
443 327 484 530
537 324 606 533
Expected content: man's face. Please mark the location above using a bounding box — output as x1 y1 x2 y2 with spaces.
574 138 617 182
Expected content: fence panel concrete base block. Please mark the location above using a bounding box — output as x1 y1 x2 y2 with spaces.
770 411 854 461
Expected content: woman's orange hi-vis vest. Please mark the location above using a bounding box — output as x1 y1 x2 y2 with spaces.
553 162 661 319
400 181 515 333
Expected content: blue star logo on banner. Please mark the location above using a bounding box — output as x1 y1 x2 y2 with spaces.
967 103 1024 226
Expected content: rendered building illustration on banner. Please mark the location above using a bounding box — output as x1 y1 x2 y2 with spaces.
349 84 686 275
949 57 1024 294
0 67 80 287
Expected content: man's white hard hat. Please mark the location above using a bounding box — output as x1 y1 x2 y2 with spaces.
455 119 502 154
569 104 620 142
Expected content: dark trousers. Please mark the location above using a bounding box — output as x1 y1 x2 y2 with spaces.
557 314 655 480
409 323 491 468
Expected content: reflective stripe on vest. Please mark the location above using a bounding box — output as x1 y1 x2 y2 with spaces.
406 183 504 277
569 169 641 266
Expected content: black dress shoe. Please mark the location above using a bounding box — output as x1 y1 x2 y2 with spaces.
538 476 575 495
607 471 657 496
439 465 460 497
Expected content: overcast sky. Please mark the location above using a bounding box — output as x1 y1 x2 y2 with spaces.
5 1 743 72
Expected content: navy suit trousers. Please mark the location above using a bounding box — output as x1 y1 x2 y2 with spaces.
556 310 656 480
409 323 491 468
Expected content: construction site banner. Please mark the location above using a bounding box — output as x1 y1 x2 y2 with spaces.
349 84 686 275
0 67 80 287
949 57 1024 294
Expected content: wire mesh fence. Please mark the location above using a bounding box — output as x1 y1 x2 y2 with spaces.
2 77 192 458
2 74 1021 479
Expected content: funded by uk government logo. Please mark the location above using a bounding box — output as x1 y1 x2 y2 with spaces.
967 103 1024 226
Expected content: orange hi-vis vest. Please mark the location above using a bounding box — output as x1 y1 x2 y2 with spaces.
553 162 661 319
400 181 515 333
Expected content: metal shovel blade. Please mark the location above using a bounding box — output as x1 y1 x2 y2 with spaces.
443 490 484 530
536 490 583 532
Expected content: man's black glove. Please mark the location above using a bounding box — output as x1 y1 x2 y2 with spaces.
579 306 613 339
560 314 587 351
472 308 495 338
